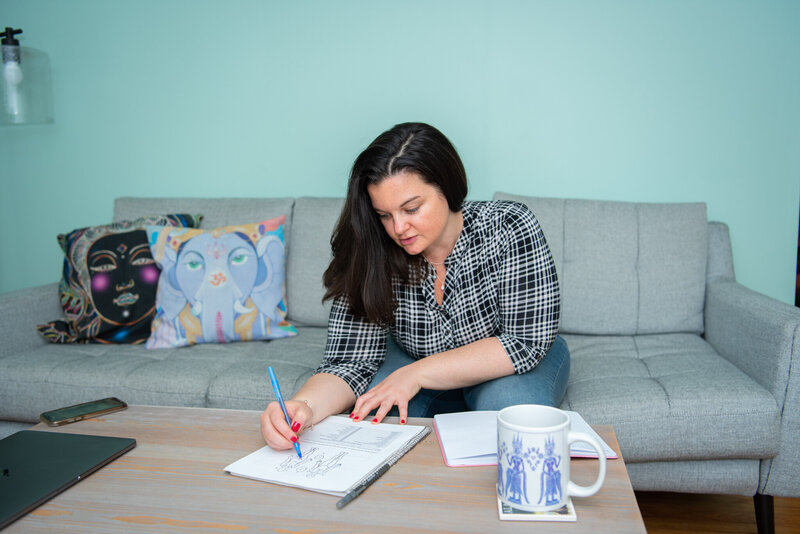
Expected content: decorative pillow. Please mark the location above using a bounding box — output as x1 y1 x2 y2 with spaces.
145 216 297 348
37 214 203 344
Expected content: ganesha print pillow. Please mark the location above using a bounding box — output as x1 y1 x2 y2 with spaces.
145 216 298 348
36 214 203 344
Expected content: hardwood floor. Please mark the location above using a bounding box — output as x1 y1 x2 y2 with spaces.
636 491 800 534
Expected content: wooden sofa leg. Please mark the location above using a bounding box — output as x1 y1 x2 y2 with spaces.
754 493 774 534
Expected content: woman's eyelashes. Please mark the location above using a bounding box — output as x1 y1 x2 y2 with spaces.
376 207 420 219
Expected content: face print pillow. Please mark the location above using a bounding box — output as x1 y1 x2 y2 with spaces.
36 214 202 344
144 216 297 348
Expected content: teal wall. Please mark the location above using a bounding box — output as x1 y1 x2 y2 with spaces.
2 0 799 305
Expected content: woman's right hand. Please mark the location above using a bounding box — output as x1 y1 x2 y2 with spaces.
260 399 313 451
259 373 358 450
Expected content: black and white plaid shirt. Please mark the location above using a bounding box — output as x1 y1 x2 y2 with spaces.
316 200 560 397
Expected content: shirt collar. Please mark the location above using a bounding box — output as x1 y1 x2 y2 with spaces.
445 202 477 267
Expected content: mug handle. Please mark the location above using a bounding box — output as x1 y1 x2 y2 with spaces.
566 432 607 498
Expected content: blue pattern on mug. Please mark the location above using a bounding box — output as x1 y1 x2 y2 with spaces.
497 433 543 505
539 434 562 506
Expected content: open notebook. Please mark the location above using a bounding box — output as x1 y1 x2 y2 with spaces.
225 416 429 496
433 410 617 467
0 430 136 529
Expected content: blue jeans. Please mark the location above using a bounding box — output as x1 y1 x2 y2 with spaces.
365 335 570 417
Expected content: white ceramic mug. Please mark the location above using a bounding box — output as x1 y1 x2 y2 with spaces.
497 404 607 512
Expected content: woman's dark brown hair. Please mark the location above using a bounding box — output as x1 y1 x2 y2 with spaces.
323 122 468 325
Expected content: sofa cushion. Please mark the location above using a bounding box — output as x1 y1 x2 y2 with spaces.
207 326 327 409
285 197 344 327
494 193 707 335
626 459 760 495
559 333 779 462
36 214 202 344
145 217 297 348
0 325 327 421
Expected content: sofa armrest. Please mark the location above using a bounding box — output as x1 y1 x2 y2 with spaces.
0 283 61 357
705 280 800 496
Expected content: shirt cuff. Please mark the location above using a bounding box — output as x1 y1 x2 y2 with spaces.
313 362 377 398
496 333 551 374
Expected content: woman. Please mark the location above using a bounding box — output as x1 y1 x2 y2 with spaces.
261 122 569 452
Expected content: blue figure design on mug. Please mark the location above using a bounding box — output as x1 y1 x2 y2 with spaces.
497 454 504 494
505 434 527 504
539 434 563 506
498 434 542 505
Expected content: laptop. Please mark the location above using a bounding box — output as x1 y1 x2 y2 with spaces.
0 430 136 529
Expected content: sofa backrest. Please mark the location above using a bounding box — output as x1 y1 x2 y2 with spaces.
494 193 708 335
285 197 345 326
114 195 713 335
113 197 296 236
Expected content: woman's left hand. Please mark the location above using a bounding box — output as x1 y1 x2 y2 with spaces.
350 365 421 425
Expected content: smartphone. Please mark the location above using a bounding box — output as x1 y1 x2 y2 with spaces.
39 397 128 426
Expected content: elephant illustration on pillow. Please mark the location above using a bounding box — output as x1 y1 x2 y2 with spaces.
145 218 297 348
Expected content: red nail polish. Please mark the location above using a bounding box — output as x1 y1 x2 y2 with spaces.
291 421 300 432
349 413 354 419
400 419 406 424
372 418 378 423
290 436 297 443
353 415 360 421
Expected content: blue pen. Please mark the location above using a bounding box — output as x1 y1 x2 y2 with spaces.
268 366 302 459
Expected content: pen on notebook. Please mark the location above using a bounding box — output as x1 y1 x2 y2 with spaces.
268 366 302 459
336 462 391 509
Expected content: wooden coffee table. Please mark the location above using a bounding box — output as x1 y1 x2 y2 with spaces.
6 405 645 533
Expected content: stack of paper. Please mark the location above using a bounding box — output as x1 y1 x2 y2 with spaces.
433 410 617 467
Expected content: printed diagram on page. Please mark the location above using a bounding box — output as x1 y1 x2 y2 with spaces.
314 425 404 452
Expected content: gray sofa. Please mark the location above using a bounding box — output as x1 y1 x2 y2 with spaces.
1 195 798 528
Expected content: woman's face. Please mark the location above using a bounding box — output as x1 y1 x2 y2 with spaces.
367 171 458 258
87 230 160 324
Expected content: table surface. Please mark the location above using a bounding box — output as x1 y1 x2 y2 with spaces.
8 405 646 533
